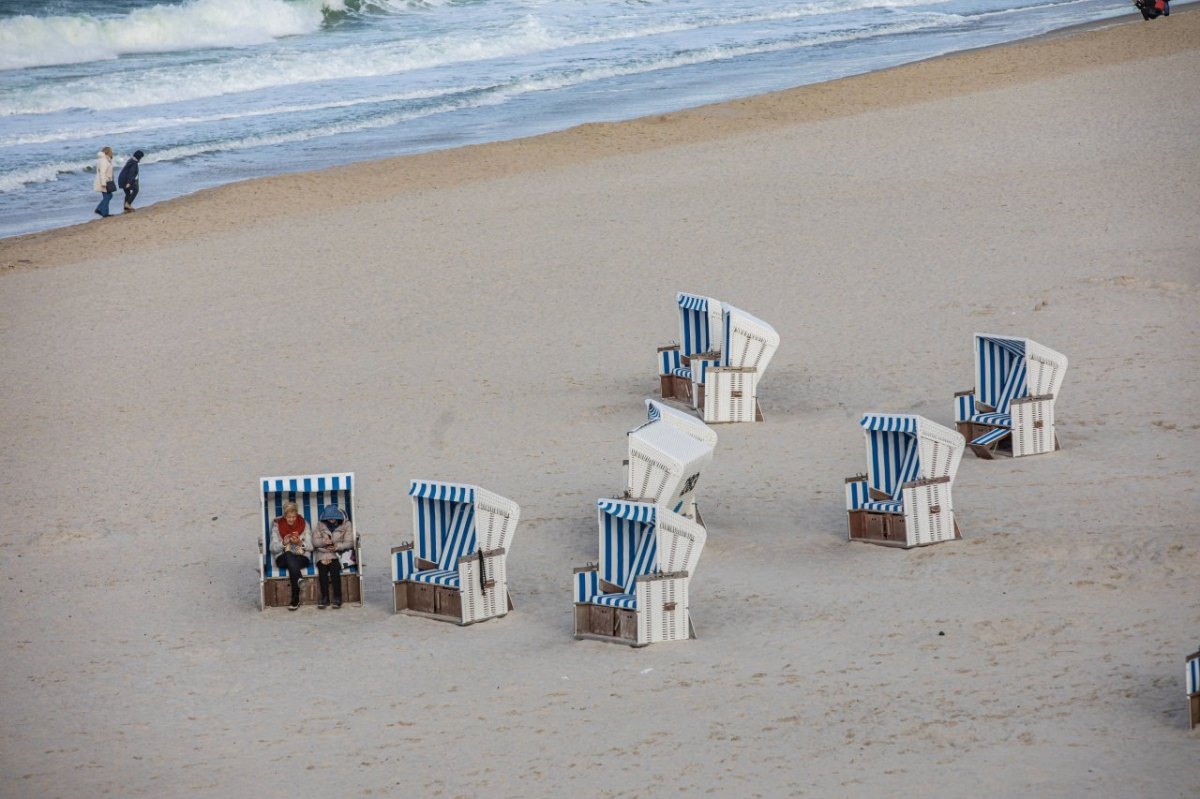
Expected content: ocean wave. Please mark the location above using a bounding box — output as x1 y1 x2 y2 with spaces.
0 12 960 193
0 0 347 71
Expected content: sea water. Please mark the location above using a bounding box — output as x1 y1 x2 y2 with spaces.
0 0 1167 238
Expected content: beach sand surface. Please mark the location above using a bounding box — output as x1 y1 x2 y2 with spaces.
1 12 1198 799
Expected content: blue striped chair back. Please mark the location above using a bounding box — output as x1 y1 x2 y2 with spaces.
993 356 1028 415
1189 654 1200 696
437 503 477 571
410 480 478 567
623 528 658 593
261 473 354 579
677 293 719 357
891 442 921 500
597 500 657 591
975 334 1027 410
864 429 917 498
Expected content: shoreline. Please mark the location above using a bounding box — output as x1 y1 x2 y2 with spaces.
1 9 1195 273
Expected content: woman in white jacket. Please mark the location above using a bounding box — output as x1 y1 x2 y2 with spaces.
93 147 114 218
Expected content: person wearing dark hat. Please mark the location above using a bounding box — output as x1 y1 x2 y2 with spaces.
312 504 354 609
118 150 144 213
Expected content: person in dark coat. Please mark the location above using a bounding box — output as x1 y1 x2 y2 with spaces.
1135 0 1169 19
118 150 144 213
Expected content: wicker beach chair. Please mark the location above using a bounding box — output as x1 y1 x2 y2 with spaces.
573 500 706 647
954 333 1068 459
1188 649 1200 729
844 414 965 549
258 472 363 610
626 400 717 523
657 292 724 405
391 480 520 625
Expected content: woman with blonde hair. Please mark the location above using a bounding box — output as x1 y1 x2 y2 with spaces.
93 146 115 218
270 500 312 611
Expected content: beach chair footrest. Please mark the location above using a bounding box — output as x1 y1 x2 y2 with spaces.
263 573 362 607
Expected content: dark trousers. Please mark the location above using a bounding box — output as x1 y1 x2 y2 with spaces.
275 552 310 604
317 559 343 603
123 183 139 207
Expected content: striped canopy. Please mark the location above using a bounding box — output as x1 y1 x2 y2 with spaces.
859 414 964 499
676 292 724 357
409 479 478 571
595 501 706 594
974 333 1068 412
722 305 779 378
260 472 355 578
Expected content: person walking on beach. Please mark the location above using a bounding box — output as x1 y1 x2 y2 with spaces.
118 150 144 213
270 501 313 611
311 505 353 609
93 147 115 218
1135 0 1169 19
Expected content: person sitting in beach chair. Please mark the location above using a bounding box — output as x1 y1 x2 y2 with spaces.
311 504 354 609
1135 0 1168 19
270 501 312 611
258 472 364 611
953 333 1068 459
573 500 707 647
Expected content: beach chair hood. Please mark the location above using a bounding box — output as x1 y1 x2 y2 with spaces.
859 414 965 497
644 399 719 449
974 333 1068 409
627 417 715 514
677 292 724 357
723 305 779 378
408 479 520 568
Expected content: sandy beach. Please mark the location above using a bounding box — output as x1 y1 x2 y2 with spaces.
2 10 1198 798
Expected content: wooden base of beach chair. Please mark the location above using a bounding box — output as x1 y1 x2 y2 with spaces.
573 604 643 646
847 511 961 549
262 573 363 608
392 580 513 625
1190 694 1200 730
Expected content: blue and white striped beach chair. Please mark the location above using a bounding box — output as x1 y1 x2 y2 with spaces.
627 400 718 522
1188 649 1200 729
954 333 1068 459
658 292 724 405
844 414 965 548
697 304 780 423
391 479 521 625
573 499 707 647
258 472 363 610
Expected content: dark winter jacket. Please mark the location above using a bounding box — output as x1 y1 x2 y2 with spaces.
118 157 140 189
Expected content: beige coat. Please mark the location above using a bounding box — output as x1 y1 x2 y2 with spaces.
311 520 354 565
93 151 113 193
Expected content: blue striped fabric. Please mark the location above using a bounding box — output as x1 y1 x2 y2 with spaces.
864 429 916 497
976 335 1027 410
659 348 681 376
574 570 599 603
678 293 713 356
623 528 658 593
262 473 354 579
409 480 475 503
436 503 477 571
647 402 662 422
412 569 461 588
892 443 921 500
971 412 1012 427
970 427 1011 447
672 367 693 379
597 499 657 591
863 500 903 513
993 357 1027 414
845 480 870 511
859 414 919 433
955 393 976 423
393 547 415 582
692 356 720 386
593 593 637 609
1188 656 1200 695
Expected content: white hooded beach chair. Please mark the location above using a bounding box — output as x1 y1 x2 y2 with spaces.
626 400 717 523
573 500 706 647
844 414 965 548
954 333 1068 459
658 292 724 405
1188 649 1200 729
391 480 520 625
258 472 363 610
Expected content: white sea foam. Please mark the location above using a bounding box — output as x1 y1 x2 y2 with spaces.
0 0 346 71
